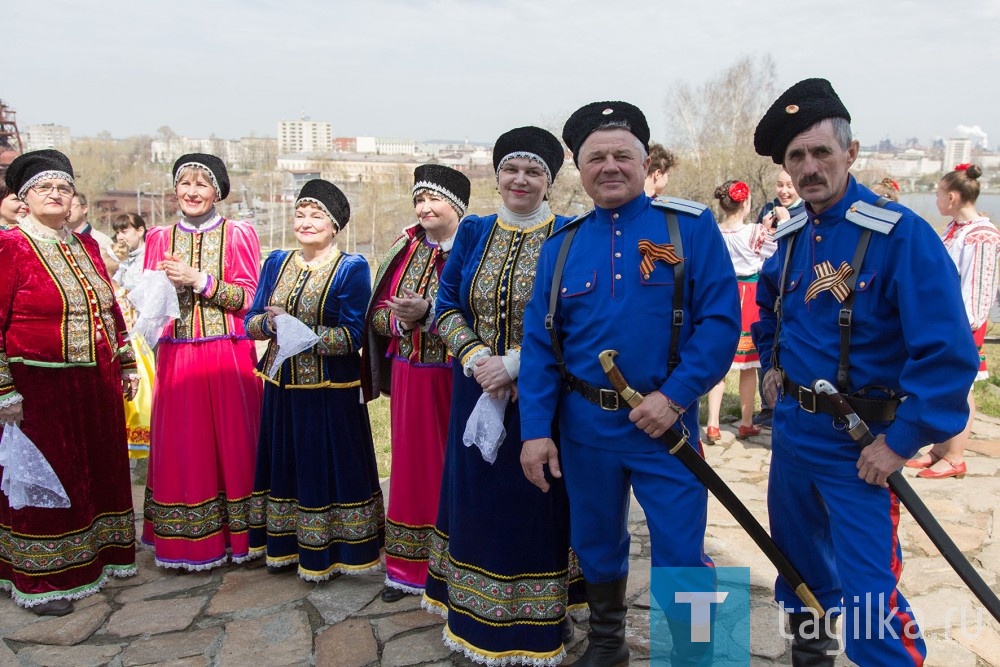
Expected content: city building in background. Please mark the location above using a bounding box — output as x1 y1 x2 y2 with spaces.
278 118 332 153
24 123 70 151
945 137 973 170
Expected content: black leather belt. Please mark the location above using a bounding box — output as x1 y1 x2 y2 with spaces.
565 374 626 411
784 378 899 423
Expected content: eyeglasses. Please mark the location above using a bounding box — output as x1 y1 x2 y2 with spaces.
31 183 75 197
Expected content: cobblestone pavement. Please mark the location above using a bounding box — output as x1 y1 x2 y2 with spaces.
2 419 999 666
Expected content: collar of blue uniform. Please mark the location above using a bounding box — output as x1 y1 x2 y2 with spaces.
592 192 648 223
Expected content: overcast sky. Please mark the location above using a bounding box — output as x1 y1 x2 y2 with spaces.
6 0 999 148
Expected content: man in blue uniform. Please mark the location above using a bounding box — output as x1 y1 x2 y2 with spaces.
753 79 978 666
519 101 740 666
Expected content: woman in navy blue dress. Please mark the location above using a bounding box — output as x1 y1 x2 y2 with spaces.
422 127 584 665
245 179 384 580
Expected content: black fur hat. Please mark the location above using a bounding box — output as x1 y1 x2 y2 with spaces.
5 149 74 198
754 78 851 164
172 153 230 200
562 101 650 165
297 179 351 230
492 126 565 183
412 164 471 217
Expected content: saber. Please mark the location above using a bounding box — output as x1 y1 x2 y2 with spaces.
598 349 824 617
811 378 1000 623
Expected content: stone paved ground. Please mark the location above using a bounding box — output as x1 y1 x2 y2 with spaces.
2 419 999 666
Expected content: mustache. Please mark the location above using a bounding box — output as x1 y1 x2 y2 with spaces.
798 175 825 188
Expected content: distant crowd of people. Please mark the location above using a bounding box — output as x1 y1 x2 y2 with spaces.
0 77 995 667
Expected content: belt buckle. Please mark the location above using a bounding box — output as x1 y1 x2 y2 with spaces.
797 386 817 413
599 389 620 411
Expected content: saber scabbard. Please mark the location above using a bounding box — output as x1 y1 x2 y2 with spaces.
598 350 824 617
812 378 1000 623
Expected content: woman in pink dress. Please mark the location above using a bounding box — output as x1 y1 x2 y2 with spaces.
141 153 263 571
906 164 1000 479
705 180 775 442
363 164 469 602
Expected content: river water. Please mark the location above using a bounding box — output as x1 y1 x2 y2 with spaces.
900 193 1000 231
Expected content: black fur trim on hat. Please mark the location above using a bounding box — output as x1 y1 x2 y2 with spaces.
562 101 650 165
296 179 351 230
412 164 471 217
172 153 230 200
492 127 564 183
754 78 851 164
5 149 74 198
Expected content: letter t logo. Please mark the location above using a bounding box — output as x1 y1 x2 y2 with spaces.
674 591 729 642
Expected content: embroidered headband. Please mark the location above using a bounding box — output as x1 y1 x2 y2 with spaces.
19 170 75 199
496 152 553 185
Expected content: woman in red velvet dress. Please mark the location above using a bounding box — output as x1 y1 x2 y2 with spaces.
0 150 137 616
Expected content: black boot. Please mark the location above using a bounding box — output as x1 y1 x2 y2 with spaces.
576 578 629 667
789 612 838 667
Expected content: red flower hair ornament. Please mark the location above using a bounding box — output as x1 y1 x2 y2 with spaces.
955 163 972 172
728 181 750 203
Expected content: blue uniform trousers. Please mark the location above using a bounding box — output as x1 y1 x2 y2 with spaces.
769 453 927 665
561 435 711 583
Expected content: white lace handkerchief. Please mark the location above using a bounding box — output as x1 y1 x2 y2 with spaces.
267 314 321 378
0 424 71 510
462 394 509 464
128 270 181 346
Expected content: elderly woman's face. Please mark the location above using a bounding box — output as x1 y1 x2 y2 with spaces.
414 192 459 237
293 203 336 248
22 179 74 222
497 157 548 215
1 192 27 224
175 168 218 218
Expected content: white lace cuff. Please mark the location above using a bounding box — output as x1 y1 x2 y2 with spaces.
0 392 24 409
501 349 520 381
392 315 409 337
463 348 492 376
420 300 437 332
